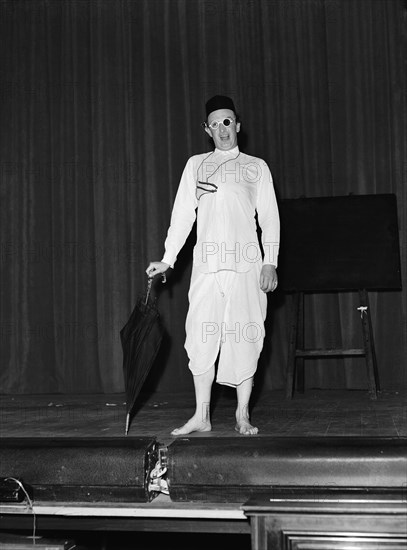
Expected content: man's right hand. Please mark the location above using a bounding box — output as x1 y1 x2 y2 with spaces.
146 261 170 278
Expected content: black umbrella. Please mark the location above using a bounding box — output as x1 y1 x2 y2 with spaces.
120 274 166 435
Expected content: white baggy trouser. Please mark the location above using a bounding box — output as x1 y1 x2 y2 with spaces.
185 261 267 387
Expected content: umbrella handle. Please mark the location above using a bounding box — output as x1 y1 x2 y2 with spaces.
145 273 166 305
145 278 153 305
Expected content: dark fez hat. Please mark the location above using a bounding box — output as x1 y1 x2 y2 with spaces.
205 95 236 117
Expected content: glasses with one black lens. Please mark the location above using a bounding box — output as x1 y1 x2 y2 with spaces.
205 117 235 130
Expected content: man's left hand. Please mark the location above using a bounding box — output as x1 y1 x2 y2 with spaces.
260 264 278 293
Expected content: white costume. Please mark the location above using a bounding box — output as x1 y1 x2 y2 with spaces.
162 146 280 386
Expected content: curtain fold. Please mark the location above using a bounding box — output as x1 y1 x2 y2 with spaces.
0 0 405 394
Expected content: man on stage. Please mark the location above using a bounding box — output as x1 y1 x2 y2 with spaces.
147 95 280 436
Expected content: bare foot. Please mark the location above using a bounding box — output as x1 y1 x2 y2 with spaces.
235 418 259 435
171 414 212 436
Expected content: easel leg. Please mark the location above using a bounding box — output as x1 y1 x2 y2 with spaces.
365 291 380 392
297 292 305 393
358 289 378 400
286 292 300 399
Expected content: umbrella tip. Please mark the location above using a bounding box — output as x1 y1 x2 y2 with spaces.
125 413 130 435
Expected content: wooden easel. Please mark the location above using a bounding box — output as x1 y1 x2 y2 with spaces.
285 289 380 399
278 194 401 400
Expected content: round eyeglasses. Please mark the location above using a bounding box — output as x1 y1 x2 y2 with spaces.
203 117 236 130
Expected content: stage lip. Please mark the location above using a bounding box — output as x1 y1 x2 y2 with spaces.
0 436 159 503
166 436 407 503
0 502 247 520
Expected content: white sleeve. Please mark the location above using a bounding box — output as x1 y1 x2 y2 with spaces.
256 160 280 267
161 157 198 268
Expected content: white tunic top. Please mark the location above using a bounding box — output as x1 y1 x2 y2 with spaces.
162 146 280 274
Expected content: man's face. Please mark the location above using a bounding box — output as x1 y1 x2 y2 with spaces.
204 108 241 150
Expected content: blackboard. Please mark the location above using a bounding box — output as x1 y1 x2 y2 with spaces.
277 194 402 292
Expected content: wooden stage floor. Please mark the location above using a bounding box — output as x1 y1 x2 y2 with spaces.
1 388 406 443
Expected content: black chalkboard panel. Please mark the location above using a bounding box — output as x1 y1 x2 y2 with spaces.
278 194 402 291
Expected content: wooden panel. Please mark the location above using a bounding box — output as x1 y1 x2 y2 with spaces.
245 493 407 550
283 533 407 549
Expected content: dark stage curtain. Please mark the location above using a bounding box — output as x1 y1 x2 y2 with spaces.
1 0 406 394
